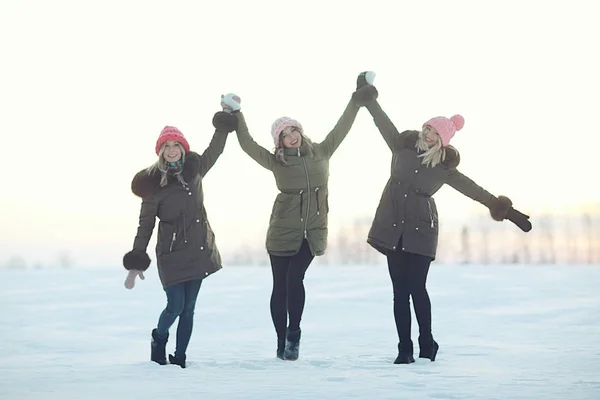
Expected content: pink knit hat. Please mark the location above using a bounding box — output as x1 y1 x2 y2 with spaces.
422 115 465 147
271 117 304 147
155 126 190 155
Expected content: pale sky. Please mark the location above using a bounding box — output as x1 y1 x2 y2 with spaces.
1 0 598 267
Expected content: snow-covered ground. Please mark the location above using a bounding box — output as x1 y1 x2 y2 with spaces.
1 264 599 399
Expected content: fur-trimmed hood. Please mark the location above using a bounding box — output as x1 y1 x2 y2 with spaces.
401 130 460 169
131 151 201 198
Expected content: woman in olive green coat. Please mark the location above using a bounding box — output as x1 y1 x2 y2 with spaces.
222 82 378 361
359 73 532 365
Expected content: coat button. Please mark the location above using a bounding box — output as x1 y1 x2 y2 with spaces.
188 192 192 196
402 247 405 250
392 246 396 250
404 194 407 197
414 169 418 173
415 227 419 230
401 220 404 224
393 223 397 227
196 219 200 223
205 272 208 276
200 246 204 250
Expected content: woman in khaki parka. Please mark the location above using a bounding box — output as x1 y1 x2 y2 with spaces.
222 80 378 361
358 72 532 365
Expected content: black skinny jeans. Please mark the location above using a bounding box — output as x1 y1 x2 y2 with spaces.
387 243 434 354
269 240 314 347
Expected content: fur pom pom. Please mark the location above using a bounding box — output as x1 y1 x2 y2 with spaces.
490 195 513 221
123 250 151 271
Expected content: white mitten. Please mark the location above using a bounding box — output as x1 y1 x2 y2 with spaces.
356 71 376 89
124 270 145 290
220 93 241 114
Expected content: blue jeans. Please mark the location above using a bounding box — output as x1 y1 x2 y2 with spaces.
156 278 203 359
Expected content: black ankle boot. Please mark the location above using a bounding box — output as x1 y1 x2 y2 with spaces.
276 336 285 360
284 328 301 361
393 353 415 364
419 340 439 361
393 340 414 364
168 353 186 368
151 329 168 365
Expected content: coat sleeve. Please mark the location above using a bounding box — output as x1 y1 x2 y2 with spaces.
132 196 159 252
235 112 275 171
445 169 496 208
197 130 229 177
316 99 360 158
365 100 402 152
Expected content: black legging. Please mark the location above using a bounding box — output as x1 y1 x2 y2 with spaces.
387 244 434 354
269 240 314 344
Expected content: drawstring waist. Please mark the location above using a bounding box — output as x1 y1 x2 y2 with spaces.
280 186 325 221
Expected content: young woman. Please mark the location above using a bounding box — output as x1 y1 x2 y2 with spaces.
222 81 378 360
359 72 532 364
122 108 238 368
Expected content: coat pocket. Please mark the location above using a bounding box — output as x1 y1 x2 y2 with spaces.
159 221 181 254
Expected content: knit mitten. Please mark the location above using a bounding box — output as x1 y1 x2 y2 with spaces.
220 93 241 114
124 270 145 289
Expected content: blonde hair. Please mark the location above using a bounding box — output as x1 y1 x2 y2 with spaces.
416 129 446 168
146 142 187 187
275 133 315 164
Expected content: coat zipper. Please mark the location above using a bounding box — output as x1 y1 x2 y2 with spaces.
427 199 434 228
299 148 310 238
169 232 176 252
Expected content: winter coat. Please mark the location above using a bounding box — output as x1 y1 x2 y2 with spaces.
234 100 360 257
366 101 499 260
129 130 229 288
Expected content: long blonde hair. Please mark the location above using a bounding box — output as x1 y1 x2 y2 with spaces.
146 143 187 187
415 129 446 168
275 133 315 164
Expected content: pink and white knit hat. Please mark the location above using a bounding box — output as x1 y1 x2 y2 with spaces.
155 126 190 155
271 117 304 147
422 115 465 147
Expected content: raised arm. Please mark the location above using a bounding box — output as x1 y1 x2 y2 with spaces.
365 100 402 152
235 112 275 171
197 129 229 177
318 85 379 158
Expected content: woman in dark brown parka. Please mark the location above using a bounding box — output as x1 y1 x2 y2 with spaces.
358 72 532 365
121 107 237 368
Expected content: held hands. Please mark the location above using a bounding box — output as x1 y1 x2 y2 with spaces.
213 93 241 133
124 270 145 290
352 71 378 107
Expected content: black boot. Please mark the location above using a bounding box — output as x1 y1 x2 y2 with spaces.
151 329 168 365
283 328 301 361
276 336 285 360
168 353 186 368
393 341 415 364
419 340 439 361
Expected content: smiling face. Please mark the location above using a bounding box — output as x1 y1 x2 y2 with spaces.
280 126 302 148
422 125 441 147
162 141 183 162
